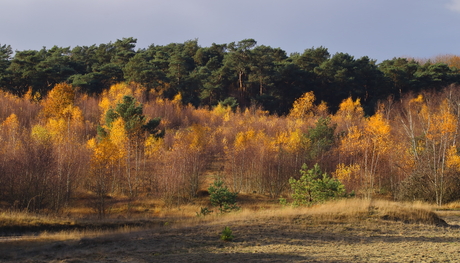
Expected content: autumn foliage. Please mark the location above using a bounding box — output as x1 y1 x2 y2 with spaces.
2 82 460 215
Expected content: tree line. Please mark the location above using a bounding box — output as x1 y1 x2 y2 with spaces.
1 38 460 115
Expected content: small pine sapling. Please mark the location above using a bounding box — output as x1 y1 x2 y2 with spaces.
208 179 239 213
289 163 345 206
220 226 234 241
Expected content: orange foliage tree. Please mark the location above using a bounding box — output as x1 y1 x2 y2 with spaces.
34 83 87 208
86 137 122 217
335 97 392 198
395 92 460 205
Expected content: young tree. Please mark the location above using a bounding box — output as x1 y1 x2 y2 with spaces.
86 137 121 218
208 179 239 213
288 163 345 206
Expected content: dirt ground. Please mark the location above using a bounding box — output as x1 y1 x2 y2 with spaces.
1 211 459 263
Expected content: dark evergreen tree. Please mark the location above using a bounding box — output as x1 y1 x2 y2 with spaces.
0 44 13 91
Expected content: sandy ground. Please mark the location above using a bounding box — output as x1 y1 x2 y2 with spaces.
1 212 459 263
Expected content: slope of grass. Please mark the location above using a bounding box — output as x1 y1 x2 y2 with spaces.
0 197 449 240
201 198 448 227
1 198 458 263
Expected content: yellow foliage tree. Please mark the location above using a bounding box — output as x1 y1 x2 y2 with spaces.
365 111 391 154
315 101 329 118
2 113 19 131
108 118 128 153
1 113 22 153
289 91 315 119
167 124 212 199
41 83 76 120
87 137 122 218
397 93 459 205
37 83 86 206
40 83 84 139
211 103 232 122
333 97 364 131
334 163 361 182
338 110 392 198
144 135 164 157
423 99 458 205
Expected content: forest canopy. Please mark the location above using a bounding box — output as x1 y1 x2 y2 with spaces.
1 37 460 115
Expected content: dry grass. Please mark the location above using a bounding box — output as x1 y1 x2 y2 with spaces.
1 198 459 263
305 199 442 224
0 199 445 238
194 198 447 227
2 225 143 244
442 200 460 210
0 211 75 229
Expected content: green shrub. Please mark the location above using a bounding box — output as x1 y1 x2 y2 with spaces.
289 163 345 206
208 180 239 213
220 226 234 241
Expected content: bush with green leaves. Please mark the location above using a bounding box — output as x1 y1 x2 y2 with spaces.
288 163 345 206
220 226 234 241
208 179 239 213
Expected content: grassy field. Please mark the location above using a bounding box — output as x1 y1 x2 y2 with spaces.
1 198 460 262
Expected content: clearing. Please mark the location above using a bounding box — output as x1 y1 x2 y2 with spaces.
1 199 459 262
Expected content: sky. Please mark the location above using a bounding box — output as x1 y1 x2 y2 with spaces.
2 0 460 63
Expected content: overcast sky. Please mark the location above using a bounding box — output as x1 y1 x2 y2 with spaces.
2 0 460 62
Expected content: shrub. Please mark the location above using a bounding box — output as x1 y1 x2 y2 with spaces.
208 180 239 213
289 163 345 206
220 226 234 241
